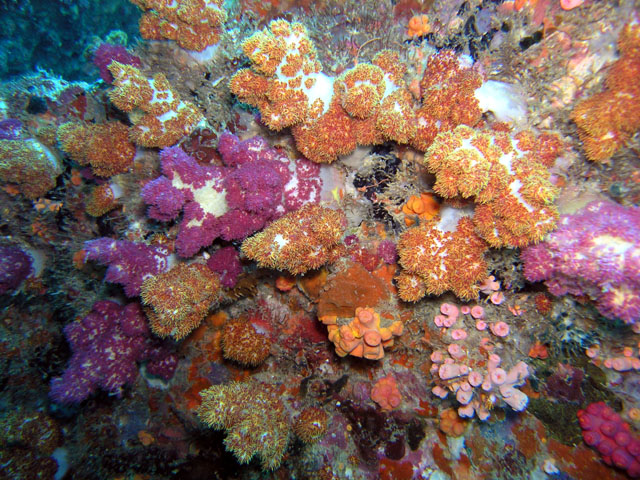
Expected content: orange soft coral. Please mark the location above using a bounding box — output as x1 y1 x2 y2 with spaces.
371 375 403 411
425 125 561 248
401 192 440 226
439 408 468 437
410 50 484 151
319 307 403 360
229 20 322 131
241 204 346 275
141 263 220 340
396 215 489 301
131 0 226 52
407 14 431 37
570 14 640 162
57 121 135 176
108 62 203 148
230 20 415 163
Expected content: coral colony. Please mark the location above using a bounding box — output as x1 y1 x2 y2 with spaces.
2 1 640 479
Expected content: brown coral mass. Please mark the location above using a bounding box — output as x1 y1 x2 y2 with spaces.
317 261 390 318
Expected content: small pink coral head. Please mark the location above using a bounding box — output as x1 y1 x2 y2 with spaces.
432 385 449 399
490 291 505 305
488 353 501 368
500 386 528 411
475 320 487 331
477 406 491 421
459 380 472 392
623 347 634 358
439 363 463 380
456 388 473 405
447 343 464 358
490 321 510 337
458 404 475 418
470 305 485 319
490 367 507 385
440 303 459 319
585 346 600 359
461 305 471 315
450 328 468 341
560 0 583 10
443 316 457 328
371 375 402 410
388 392 402 408
506 361 529 383
481 377 493 392
468 371 483 387
434 314 446 327
614 431 633 449
611 357 634 372
479 275 500 295
431 350 444 363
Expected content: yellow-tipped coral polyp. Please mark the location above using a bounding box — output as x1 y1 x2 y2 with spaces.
570 15 640 162
108 62 203 148
57 121 135 177
293 406 328 443
221 319 271 367
0 138 62 199
85 184 121 217
396 216 489 301
131 0 226 52
197 382 290 471
241 204 346 275
424 125 561 248
141 263 220 340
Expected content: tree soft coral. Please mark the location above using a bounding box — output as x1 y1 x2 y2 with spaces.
49 301 177 404
522 200 640 325
142 133 322 257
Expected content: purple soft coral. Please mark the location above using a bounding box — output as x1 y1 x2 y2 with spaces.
49 301 177 404
93 43 142 84
142 133 322 257
206 246 242 288
521 200 640 324
0 245 33 294
82 238 171 297
0 119 23 140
